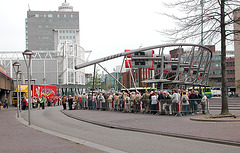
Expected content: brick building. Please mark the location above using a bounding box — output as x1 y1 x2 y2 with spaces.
122 68 153 89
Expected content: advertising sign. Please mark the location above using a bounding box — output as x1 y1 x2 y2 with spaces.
32 85 57 97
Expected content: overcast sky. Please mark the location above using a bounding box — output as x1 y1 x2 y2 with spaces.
0 0 184 73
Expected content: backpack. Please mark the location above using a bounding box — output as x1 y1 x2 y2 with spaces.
182 97 187 103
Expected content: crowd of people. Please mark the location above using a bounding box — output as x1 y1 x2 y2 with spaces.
19 89 208 116
21 96 61 110
58 89 209 116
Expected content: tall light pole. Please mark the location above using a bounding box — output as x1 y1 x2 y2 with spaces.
22 49 34 125
12 62 21 118
18 71 22 112
43 78 47 106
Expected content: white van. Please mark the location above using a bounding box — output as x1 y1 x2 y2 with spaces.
211 87 221 97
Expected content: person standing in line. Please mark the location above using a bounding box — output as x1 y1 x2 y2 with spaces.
163 91 172 114
172 89 179 115
142 91 149 112
124 93 131 112
82 93 87 109
22 98 26 110
201 93 208 114
150 92 158 114
181 91 189 116
195 91 202 114
114 93 120 111
62 95 67 110
40 96 45 109
158 90 165 114
88 94 92 109
4 97 8 109
78 95 82 109
189 90 198 115
177 89 182 114
134 92 142 113
68 95 73 110
98 93 105 110
130 92 136 113
108 93 113 111
53 96 57 107
37 98 41 109
92 94 96 110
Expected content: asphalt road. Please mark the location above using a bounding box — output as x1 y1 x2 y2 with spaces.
21 106 240 153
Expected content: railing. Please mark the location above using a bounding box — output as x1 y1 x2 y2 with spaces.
72 97 210 116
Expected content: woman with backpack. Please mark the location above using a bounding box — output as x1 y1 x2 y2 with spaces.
181 91 189 116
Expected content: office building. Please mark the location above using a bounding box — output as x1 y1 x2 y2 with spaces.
24 1 85 85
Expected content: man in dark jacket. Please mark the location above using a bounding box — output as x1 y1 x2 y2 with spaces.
189 90 198 114
68 95 73 110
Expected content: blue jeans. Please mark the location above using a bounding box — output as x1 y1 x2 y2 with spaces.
190 101 198 113
92 101 96 110
182 105 188 115
172 102 177 114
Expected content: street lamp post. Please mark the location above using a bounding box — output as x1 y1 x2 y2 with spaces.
18 71 22 112
12 62 21 118
43 78 47 107
22 49 34 125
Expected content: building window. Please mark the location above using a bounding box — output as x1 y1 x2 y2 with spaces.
226 62 228 67
227 70 229 74
233 62 235 66
227 78 229 82
230 70 232 74
230 62 232 66
233 70 235 74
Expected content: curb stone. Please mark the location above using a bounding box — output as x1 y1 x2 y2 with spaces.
61 110 240 147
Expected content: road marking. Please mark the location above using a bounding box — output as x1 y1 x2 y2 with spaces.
16 114 126 153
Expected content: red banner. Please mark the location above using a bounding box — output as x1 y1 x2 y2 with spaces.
32 85 57 98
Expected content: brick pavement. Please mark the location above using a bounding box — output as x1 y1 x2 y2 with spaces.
0 108 105 153
62 109 240 146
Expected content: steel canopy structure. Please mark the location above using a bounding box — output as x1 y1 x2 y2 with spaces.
75 44 212 89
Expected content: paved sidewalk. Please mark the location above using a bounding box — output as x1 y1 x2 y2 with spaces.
0 108 105 153
62 109 240 146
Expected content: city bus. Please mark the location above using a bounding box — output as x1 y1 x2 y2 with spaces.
121 87 157 94
187 86 212 98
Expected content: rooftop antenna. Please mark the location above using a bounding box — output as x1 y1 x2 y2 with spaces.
28 4 31 11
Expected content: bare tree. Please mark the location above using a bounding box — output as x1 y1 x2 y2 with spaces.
162 0 240 115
